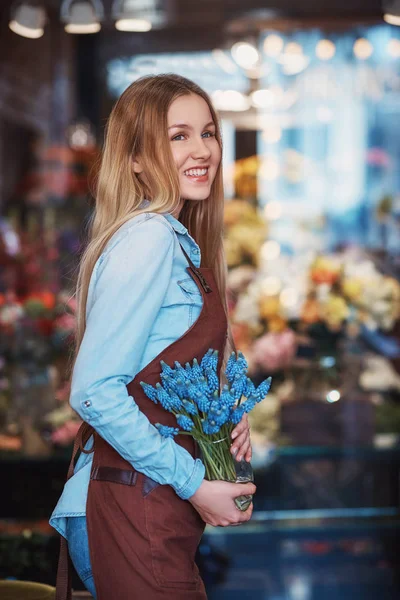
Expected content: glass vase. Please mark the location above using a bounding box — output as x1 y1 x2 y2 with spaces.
232 457 254 511
197 438 254 512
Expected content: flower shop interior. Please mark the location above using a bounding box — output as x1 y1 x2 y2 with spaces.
1 0 400 598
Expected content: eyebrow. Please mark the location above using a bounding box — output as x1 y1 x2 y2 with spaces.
168 121 215 130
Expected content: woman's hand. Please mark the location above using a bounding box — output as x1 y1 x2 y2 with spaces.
188 479 256 527
230 413 251 462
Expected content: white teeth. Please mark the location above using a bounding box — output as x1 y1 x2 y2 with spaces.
184 168 208 177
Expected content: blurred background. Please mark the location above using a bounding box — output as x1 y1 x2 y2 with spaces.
1 1 400 599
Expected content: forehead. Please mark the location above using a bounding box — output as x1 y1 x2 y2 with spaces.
168 93 214 127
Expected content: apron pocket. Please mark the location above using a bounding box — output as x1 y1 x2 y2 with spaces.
91 465 138 486
143 483 205 589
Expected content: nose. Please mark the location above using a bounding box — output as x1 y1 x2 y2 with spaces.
191 136 211 161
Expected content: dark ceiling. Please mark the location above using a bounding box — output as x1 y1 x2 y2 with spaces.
0 0 386 31
0 0 389 63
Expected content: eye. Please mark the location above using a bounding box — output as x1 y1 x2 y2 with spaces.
172 133 186 141
202 131 215 138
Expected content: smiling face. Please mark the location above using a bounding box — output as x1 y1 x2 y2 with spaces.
167 93 222 203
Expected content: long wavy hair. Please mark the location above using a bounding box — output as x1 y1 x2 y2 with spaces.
73 73 235 376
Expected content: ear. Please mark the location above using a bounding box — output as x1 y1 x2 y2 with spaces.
132 156 143 174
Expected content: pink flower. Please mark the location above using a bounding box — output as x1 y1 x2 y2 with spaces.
251 329 297 372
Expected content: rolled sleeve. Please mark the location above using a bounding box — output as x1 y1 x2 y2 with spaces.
70 215 203 498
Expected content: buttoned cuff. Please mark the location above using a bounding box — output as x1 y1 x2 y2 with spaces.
173 458 205 500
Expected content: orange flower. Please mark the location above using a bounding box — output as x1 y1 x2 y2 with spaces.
259 296 281 319
301 297 320 324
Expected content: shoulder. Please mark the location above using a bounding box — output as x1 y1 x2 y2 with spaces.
101 213 175 262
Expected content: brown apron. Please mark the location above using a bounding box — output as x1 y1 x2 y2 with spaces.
56 242 228 600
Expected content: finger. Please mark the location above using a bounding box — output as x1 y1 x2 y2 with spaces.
231 422 246 440
236 440 251 462
231 414 249 440
226 481 256 496
238 503 253 523
230 431 248 456
245 444 252 462
237 482 256 496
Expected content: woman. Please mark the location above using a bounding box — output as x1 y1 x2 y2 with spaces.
51 74 256 600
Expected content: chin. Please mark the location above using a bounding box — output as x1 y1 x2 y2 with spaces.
181 188 211 202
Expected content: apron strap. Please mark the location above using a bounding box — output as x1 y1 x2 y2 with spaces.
179 241 197 270
179 242 212 294
55 421 94 600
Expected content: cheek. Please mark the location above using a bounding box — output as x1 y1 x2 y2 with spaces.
170 145 187 170
212 143 222 166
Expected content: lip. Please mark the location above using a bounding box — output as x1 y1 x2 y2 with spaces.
183 165 210 173
183 165 211 184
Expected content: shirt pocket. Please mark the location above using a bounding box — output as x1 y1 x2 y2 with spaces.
177 278 203 327
177 277 202 299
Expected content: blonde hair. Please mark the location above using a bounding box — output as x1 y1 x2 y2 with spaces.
73 73 235 377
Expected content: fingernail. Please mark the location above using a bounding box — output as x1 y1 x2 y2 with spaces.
237 455 242 461
231 432 238 439
232 448 238 456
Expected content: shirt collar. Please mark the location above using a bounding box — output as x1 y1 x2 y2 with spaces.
162 212 188 235
139 199 188 235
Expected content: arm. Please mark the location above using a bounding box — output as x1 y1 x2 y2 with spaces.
70 216 205 500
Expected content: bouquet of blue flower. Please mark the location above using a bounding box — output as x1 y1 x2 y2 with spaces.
140 348 272 511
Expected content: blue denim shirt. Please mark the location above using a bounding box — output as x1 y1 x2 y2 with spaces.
49 210 206 539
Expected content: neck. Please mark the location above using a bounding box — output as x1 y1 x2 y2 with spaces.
171 199 185 219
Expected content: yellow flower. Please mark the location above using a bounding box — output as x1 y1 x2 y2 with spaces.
259 296 281 319
321 295 349 330
342 279 363 302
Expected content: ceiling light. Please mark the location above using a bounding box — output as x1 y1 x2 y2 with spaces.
383 0 400 25
61 0 103 34
9 2 46 39
211 90 251 112
231 42 260 69
387 38 400 56
113 0 167 32
263 34 284 57
353 38 373 59
316 39 336 60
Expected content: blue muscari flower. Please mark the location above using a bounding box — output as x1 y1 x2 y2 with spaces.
185 382 200 402
176 414 194 431
182 398 198 415
166 377 188 400
169 390 183 411
241 396 257 413
189 358 203 381
254 377 272 402
230 406 245 425
155 383 176 412
200 348 214 373
208 400 229 427
140 381 158 403
231 373 247 400
174 361 192 384
194 391 210 413
226 351 243 384
155 423 179 438
202 419 221 435
220 384 236 409
226 352 237 379
160 373 175 395
208 350 219 373
205 366 219 394
226 351 248 383
160 360 175 378
244 377 256 399
185 363 193 380
197 376 210 396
